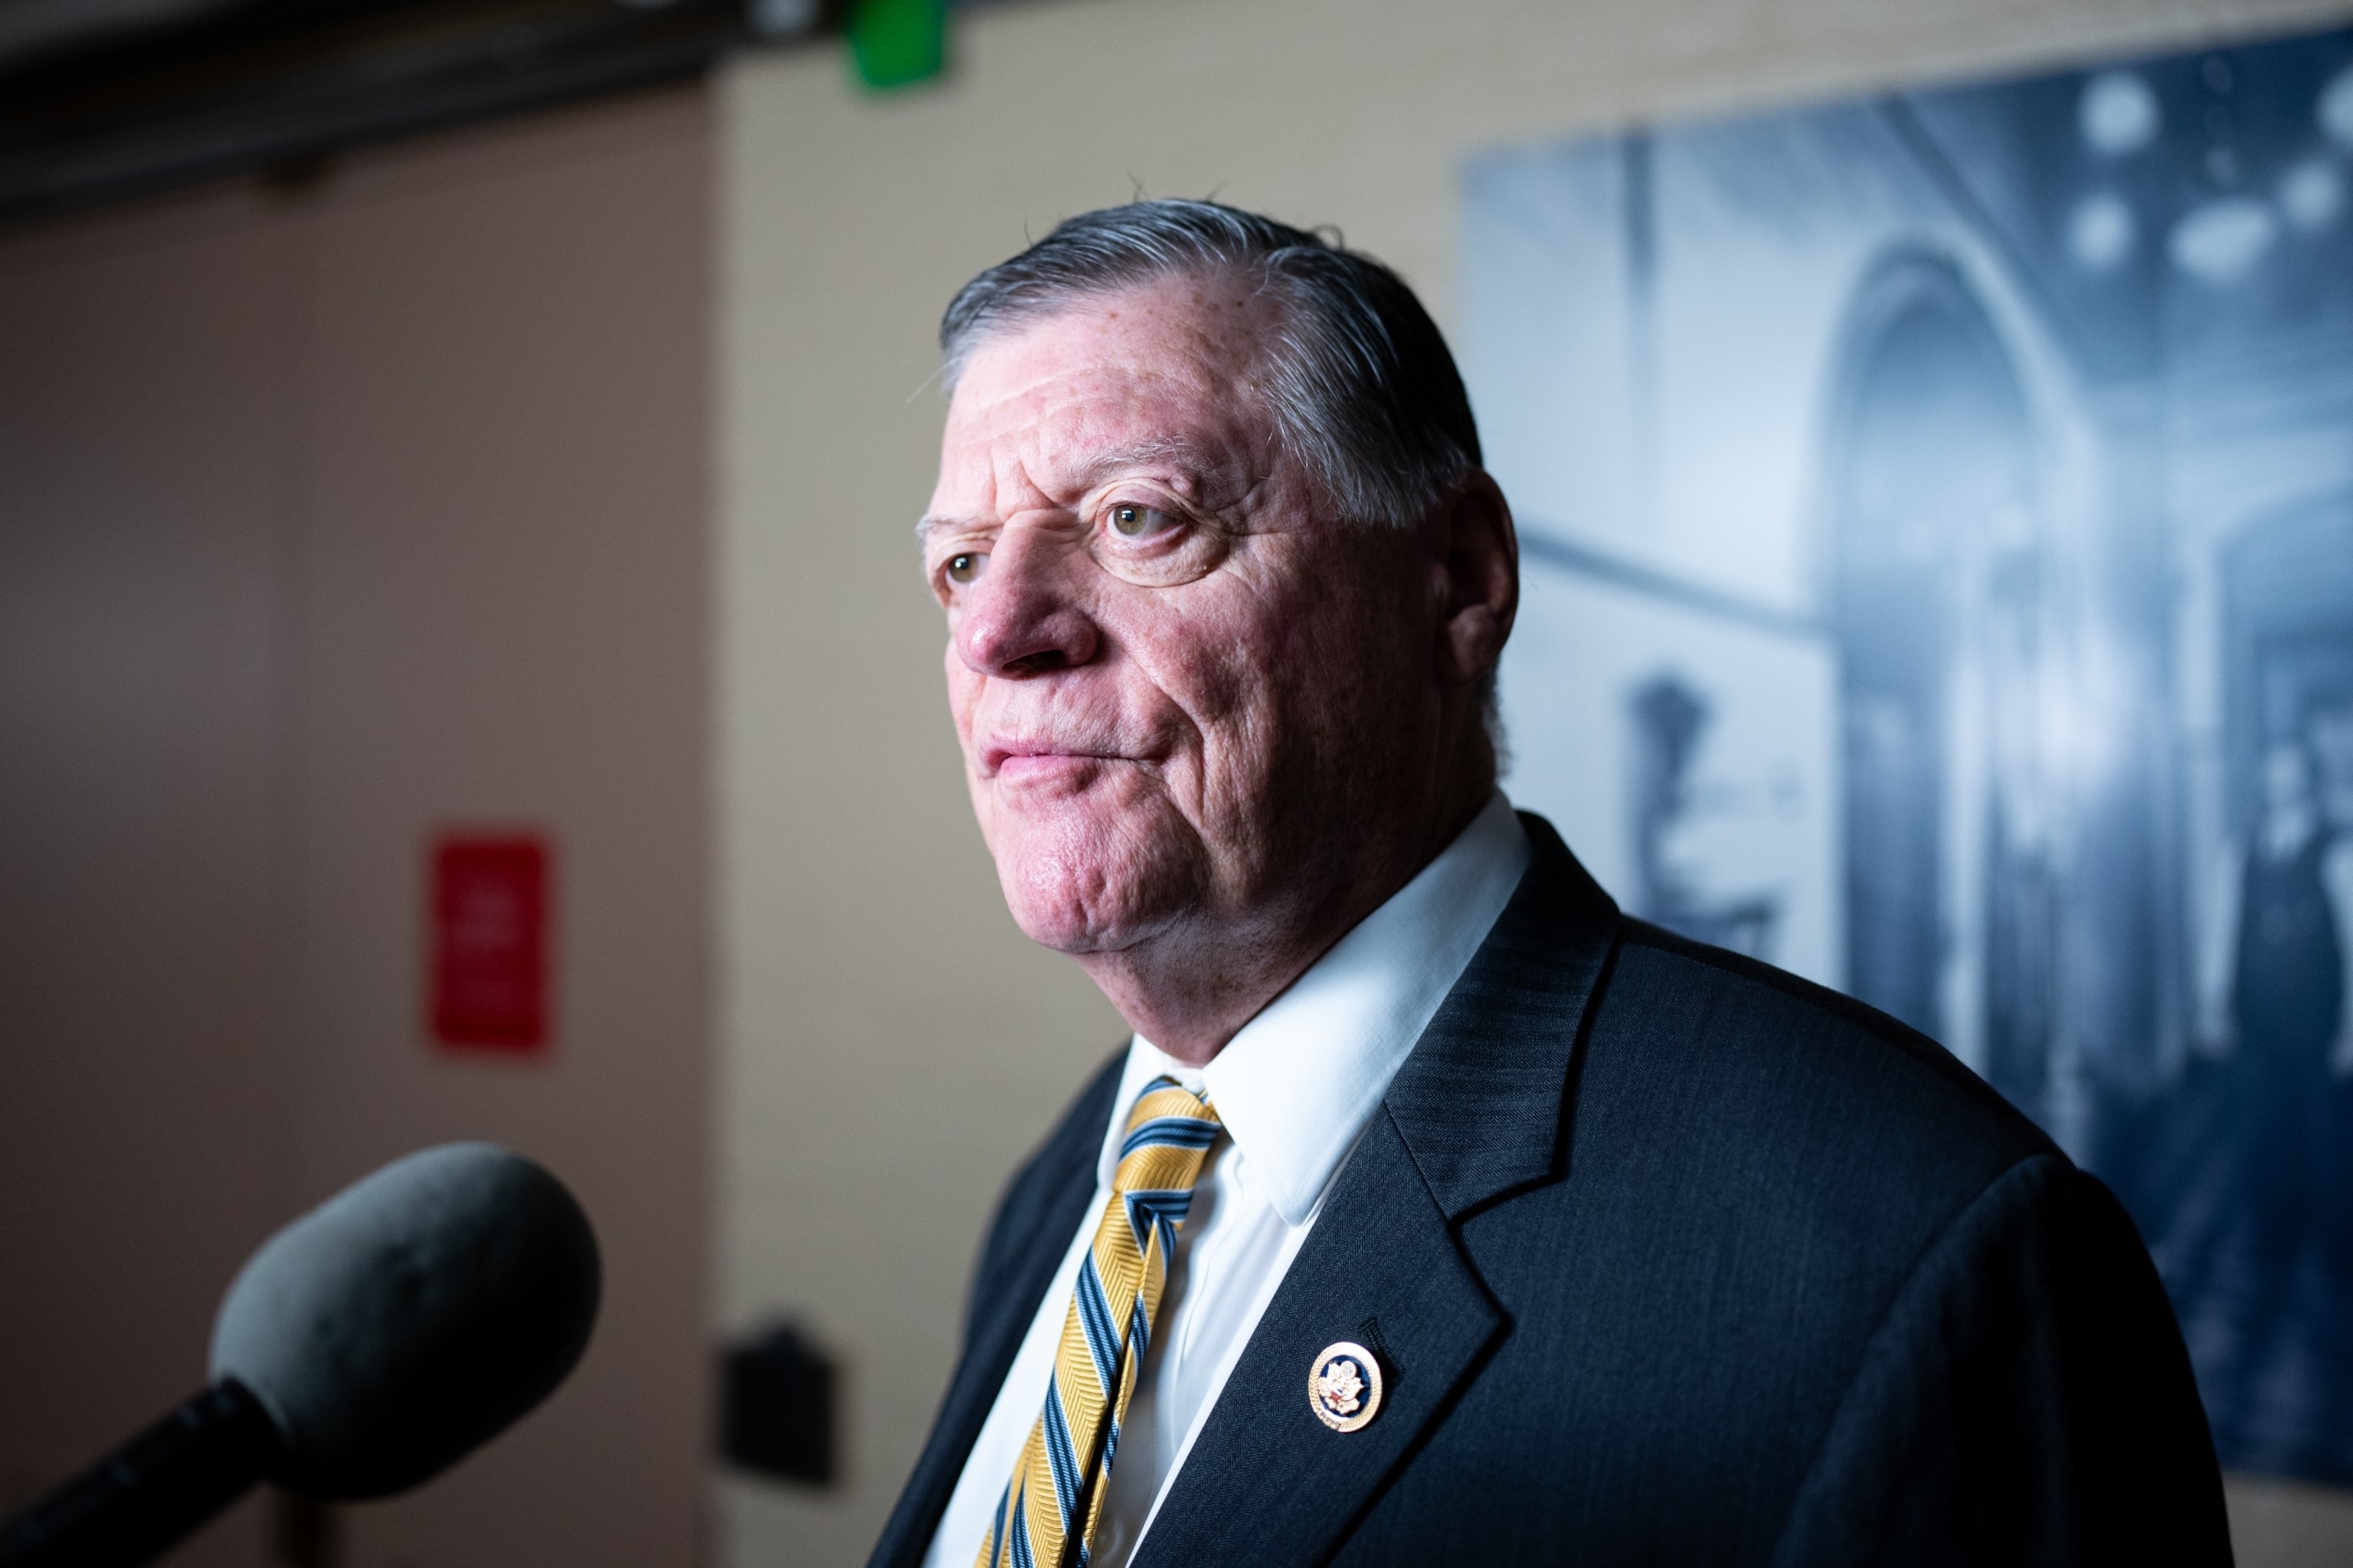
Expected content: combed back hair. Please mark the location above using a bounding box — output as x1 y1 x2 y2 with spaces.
939 199 1482 532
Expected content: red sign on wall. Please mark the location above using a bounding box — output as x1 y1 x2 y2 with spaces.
428 832 552 1055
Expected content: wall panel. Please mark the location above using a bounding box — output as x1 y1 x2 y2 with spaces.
0 86 714 1568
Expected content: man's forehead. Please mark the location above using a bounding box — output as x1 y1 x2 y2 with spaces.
953 286 1263 414
938 283 1274 503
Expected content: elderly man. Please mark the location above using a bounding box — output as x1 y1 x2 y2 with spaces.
872 201 2224 1568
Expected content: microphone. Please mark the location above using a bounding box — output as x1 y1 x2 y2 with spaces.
0 1144 601 1568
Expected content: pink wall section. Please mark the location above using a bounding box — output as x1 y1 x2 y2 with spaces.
0 148 289 1568
0 85 714 1567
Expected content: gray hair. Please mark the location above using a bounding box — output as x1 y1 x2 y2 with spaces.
939 199 1481 532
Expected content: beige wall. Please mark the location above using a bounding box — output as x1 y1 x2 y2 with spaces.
0 87 714 1566
713 0 2353 1563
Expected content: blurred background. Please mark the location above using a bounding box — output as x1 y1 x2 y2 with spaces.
8 0 2353 1564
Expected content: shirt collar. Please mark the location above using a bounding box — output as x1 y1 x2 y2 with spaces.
1100 791 1533 1225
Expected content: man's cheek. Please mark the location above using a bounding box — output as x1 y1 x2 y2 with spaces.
943 663 983 750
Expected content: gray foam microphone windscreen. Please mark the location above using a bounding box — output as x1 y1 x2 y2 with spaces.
208 1144 600 1499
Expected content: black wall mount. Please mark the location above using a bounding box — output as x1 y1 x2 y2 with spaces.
721 1321 836 1487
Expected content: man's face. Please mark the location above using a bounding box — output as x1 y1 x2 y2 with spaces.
920 277 1433 959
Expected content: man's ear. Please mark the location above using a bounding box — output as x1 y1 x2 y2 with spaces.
1432 470 1519 689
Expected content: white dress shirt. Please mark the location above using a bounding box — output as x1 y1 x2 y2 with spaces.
921 792 1533 1568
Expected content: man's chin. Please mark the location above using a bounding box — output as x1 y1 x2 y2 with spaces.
997 866 1160 956
987 820 1196 958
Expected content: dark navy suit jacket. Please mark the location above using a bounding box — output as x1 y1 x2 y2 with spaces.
872 816 2230 1566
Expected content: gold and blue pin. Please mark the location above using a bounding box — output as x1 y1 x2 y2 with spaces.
1309 1340 1383 1432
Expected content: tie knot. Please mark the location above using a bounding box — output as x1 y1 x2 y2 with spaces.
1113 1076 1222 1193
1121 1074 1219 1135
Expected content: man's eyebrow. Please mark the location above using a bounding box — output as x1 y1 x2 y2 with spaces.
912 509 1010 545
915 437 1241 544
1071 436 1229 489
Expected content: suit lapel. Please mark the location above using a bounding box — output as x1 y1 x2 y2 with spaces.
1127 1112 1502 1568
1386 815 1618 1219
1133 817 1619 1568
867 1057 1124 1568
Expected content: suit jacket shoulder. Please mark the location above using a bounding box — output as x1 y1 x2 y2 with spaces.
1580 912 2057 1273
1594 923 2222 1560
1613 912 2040 1144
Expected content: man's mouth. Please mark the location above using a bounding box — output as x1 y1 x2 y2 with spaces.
980 740 1130 780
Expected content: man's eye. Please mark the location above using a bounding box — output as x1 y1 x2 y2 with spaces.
945 552 987 585
1106 502 1177 539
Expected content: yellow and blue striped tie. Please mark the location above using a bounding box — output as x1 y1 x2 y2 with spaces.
977 1076 1222 1568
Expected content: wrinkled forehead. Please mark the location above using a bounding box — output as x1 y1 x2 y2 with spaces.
937 278 1283 502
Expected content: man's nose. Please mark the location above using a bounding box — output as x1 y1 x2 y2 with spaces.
953 525 1101 677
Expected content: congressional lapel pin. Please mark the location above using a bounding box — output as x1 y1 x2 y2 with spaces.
1309 1340 1383 1432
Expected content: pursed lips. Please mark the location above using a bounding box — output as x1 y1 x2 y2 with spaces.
980 740 1137 780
